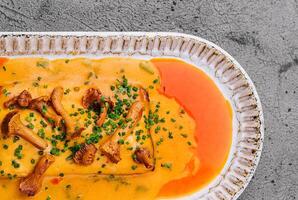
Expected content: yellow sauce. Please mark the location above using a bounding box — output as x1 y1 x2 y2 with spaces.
0 57 232 200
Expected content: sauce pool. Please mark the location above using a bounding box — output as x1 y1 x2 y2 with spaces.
151 59 232 197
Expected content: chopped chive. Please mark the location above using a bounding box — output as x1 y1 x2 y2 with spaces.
132 86 138 92
64 88 71 95
32 82 39 87
50 148 60 156
66 184 71 189
161 162 172 169
154 126 161 134
156 137 164 146
36 60 49 68
40 120 47 128
2 89 10 96
11 160 20 168
153 79 159 84
37 129 45 139
118 139 125 145
27 123 34 129
168 132 173 139
13 136 20 143
87 72 93 79
14 145 23 159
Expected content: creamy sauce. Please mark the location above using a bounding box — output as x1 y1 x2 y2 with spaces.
0 57 232 200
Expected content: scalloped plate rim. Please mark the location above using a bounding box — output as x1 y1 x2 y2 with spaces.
0 32 264 200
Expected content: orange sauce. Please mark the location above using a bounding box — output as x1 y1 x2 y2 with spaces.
0 58 8 66
151 59 232 197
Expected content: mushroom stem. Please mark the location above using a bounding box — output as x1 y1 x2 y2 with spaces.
100 100 144 163
51 87 84 139
19 154 55 196
100 87 153 164
96 104 108 127
29 96 62 128
1 111 48 150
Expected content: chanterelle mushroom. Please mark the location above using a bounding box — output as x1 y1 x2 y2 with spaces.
82 88 113 127
1 111 48 150
51 87 84 139
82 88 102 109
100 87 151 163
73 143 97 165
29 96 62 128
96 105 108 127
4 90 32 108
19 154 55 196
100 100 145 163
139 87 150 103
134 148 154 169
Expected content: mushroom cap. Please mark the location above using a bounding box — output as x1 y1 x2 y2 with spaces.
100 141 121 163
82 88 102 109
17 90 32 108
1 111 19 137
29 96 50 109
3 90 33 108
73 143 97 165
1 110 48 150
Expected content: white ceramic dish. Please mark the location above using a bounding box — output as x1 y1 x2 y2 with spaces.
0 32 264 200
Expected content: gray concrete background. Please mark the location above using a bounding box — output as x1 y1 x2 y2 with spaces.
0 0 297 199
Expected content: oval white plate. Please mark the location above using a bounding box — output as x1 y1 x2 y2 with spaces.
0 32 264 200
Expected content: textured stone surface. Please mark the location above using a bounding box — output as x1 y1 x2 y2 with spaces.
0 0 297 199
